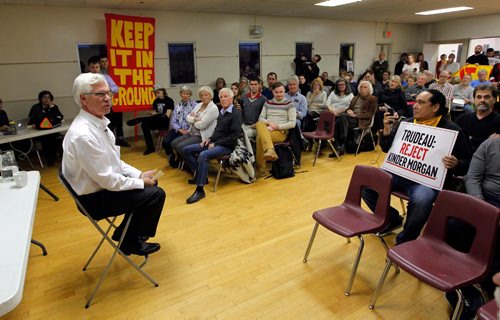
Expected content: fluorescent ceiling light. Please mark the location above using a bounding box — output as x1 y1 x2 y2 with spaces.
415 6 473 15
315 0 362 7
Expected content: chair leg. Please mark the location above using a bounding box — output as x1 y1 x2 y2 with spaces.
156 135 164 154
369 130 376 150
451 289 465 320
31 239 48 256
374 234 400 274
213 160 224 192
313 140 322 166
83 216 117 271
369 259 393 309
355 129 367 157
472 284 490 304
327 140 341 161
303 222 319 262
345 235 364 296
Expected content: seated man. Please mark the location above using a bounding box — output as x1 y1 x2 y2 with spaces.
285 75 307 129
241 76 267 139
126 84 174 155
470 69 492 88
255 82 296 174
362 90 472 245
452 73 474 112
183 88 242 204
62 73 165 256
28 90 64 166
455 84 500 151
262 72 277 100
405 73 427 102
429 70 454 112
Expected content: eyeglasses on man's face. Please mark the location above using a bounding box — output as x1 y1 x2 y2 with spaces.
84 91 114 98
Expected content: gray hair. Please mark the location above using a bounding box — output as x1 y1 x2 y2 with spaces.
218 87 234 99
198 86 214 99
288 75 299 84
358 80 373 95
477 69 487 75
72 73 107 107
179 85 192 96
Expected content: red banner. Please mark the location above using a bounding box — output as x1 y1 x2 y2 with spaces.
105 13 155 112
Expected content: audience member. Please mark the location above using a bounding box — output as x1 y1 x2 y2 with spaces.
320 72 335 88
170 86 219 166
452 74 474 112
435 54 447 78
380 71 391 90
470 69 492 88
212 77 226 106
304 54 322 83
87 56 129 147
423 70 436 88
293 53 308 77
416 52 428 72
0 98 10 132
371 52 389 82
99 54 109 75
285 75 307 128
298 75 310 95
126 84 174 155
378 75 409 117
405 75 416 88
362 89 472 244
331 80 377 156
455 84 500 151
230 82 243 111
466 45 489 65
62 72 165 256
444 53 460 75
402 54 419 75
183 88 242 204
255 82 296 174
465 129 500 208
326 78 354 116
162 86 197 167
394 53 408 76
28 90 64 165
239 77 249 96
262 72 277 99
405 73 427 102
429 70 454 111
490 62 500 83
241 77 267 139
304 77 327 131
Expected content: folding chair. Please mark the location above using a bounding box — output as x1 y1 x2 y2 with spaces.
58 170 159 308
354 113 376 157
302 111 340 166
369 191 500 320
213 154 231 192
303 165 399 296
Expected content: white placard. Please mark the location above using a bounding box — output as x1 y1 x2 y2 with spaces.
381 122 458 191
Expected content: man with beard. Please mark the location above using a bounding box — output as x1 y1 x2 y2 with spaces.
455 84 500 151
466 45 489 66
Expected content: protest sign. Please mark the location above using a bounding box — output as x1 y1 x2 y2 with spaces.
381 122 458 190
105 13 155 112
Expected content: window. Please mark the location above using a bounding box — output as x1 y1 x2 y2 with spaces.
77 44 107 73
295 42 313 61
340 43 355 73
239 42 260 78
168 43 196 85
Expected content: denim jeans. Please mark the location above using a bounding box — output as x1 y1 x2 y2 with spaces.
182 143 232 187
361 173 439 244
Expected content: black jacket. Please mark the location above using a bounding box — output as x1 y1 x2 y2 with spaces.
211 107 242 150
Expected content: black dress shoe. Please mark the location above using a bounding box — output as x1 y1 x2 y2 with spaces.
126 118 142 126
188 178 208 185
143 149 155 156
111 229 149 242
120 241 160 256
186 189 205 204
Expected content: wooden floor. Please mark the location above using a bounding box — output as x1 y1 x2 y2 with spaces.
5 141 451 319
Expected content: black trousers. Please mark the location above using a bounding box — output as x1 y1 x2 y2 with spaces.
140 114 169 150
78 187 166 239
106 109 125 139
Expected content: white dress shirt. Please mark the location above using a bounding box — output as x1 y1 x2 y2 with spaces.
62 109 143 195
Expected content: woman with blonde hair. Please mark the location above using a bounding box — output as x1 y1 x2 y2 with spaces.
304 77 327 131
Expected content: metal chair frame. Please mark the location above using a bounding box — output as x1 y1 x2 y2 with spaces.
58 171 158 308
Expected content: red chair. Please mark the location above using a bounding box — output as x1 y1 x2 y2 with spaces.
369 191 500 320
303 165 399 296
476 299 498 320
302 111 340 166
155 129 169 154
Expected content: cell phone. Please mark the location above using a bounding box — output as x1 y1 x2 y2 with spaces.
384 103 394 115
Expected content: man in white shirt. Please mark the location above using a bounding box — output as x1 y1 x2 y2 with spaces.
62 73 165 256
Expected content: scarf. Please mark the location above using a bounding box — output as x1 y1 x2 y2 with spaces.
414 115 442 127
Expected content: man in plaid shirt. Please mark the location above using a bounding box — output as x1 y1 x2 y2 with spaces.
430 70 454 112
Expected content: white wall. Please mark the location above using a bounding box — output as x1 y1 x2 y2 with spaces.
0 5 425 135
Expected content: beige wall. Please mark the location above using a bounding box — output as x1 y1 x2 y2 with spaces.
0 5 431 134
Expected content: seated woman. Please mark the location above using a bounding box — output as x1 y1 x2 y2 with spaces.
126 85 174 155
304 77 327 131
231 82 242 111
378 75 409 117
212 77 226 107
332 81 377 155
170 86 218 168
326 78 354 152
162 86 197 167
254 82 296 175
28 90 64 166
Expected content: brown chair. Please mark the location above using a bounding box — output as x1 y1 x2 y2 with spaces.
212 154 231 192
302 111 340 166
303 165 399 296
369 191 500 320
155 129 169 153
476 299 498 320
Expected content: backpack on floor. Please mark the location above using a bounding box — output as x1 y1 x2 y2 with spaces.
270 145 295 179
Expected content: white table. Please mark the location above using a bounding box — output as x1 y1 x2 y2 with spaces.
0 120 72 168
0 171 41 316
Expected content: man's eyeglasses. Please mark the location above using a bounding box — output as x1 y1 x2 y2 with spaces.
84 91 114 98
